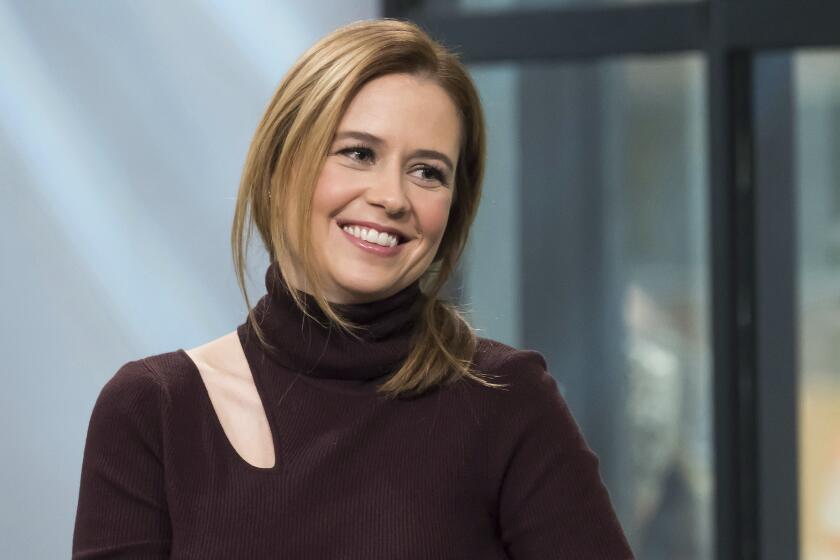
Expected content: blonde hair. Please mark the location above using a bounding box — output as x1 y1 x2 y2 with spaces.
231 18 508 398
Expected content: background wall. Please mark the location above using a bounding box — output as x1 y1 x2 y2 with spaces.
0 1 376 557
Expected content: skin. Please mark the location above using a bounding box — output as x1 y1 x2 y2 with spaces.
283 72 463 304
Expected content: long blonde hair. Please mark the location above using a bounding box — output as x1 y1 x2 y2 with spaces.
231 18 508 398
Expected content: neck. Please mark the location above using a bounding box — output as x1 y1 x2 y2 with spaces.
278 264 411 305
242 261 423 382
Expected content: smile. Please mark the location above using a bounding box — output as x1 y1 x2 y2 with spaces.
338 222 406 256
341 224 400 247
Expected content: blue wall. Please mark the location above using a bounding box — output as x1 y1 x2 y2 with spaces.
0 1 376 556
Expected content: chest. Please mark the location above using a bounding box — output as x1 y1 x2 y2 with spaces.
164 377 506 559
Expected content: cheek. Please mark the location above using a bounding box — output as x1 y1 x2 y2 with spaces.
311 163 359 219
416 194 453 244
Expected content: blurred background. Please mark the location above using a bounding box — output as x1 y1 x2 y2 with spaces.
2 1 838 558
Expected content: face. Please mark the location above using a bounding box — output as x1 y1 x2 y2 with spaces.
289 73 461 304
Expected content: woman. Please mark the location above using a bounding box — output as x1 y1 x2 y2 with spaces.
72 18 634 559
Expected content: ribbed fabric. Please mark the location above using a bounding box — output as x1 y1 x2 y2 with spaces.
72 263 635 559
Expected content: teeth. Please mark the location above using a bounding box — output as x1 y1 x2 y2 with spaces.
342 225 398 247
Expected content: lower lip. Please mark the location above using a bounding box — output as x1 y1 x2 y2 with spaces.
338 224 406 256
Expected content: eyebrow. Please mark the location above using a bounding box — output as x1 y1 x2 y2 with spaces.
334 130 455 173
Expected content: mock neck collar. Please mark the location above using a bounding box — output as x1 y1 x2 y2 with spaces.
244 261 423 381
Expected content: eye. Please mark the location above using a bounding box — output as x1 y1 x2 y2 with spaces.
412 164 449 187
337 145 375 164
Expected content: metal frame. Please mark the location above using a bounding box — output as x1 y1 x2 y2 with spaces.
383 0 840 558
752 52 799 559
386 1 840 61
394 3 706 60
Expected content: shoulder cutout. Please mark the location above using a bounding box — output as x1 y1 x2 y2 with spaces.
184 331 276 469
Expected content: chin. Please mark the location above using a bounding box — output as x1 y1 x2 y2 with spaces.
328 270 402 302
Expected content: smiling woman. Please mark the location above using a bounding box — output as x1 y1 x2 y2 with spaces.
231 19 493 399
72 18 635 560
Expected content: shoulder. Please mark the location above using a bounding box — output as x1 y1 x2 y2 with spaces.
85 348 205 449
92 348 197 417
94 358 163 412
91 330 252 419
180 331 251 383
462 337 574 436
473 337 549 374
472 337 556 402
469 338 593 469
83 357 170 451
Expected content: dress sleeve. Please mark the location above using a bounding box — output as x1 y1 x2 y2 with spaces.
494 350 635 559
72 360 172 559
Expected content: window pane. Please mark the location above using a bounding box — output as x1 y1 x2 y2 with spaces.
463 55 712 558
795 49 840 560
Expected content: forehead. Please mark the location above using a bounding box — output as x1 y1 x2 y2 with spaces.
337 73 461 158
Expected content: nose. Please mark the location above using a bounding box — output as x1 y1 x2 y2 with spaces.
364 167 410 217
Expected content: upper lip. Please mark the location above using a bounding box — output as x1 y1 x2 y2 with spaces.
336 219 413 242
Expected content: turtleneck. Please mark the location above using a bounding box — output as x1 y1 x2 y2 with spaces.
74 262 635 559
244 261 424 382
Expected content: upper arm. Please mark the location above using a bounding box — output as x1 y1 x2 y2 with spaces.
493 350 635 559
72 359 172 559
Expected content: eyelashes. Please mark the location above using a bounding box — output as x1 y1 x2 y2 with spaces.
336 144 449 186
337 145 376 165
